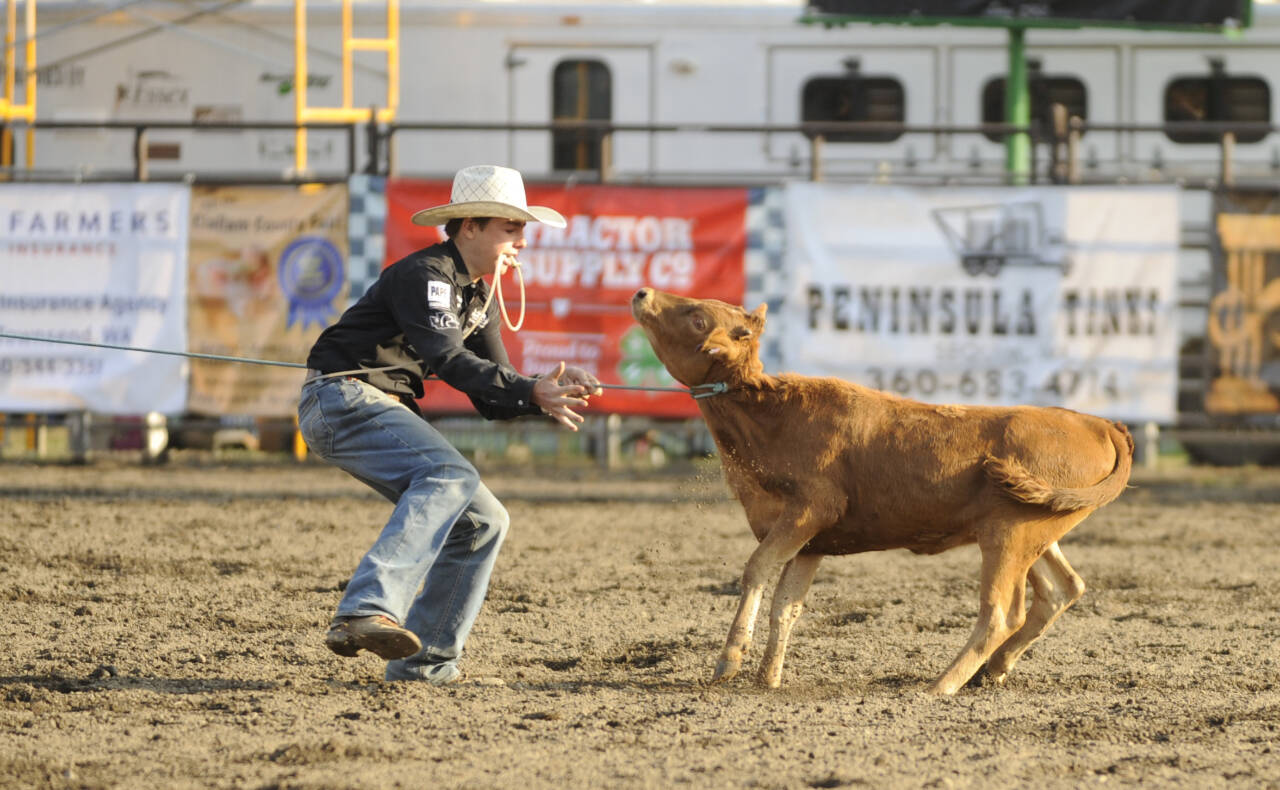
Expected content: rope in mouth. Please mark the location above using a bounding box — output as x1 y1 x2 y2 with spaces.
466 253 526 337
496 255 527 331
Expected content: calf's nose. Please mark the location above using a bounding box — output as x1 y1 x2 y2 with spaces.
632 288 652 305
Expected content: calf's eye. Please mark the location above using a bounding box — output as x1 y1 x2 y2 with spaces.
692 317 707 331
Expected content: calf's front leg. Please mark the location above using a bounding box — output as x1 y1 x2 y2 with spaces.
712 516 823 684
757 552 823 688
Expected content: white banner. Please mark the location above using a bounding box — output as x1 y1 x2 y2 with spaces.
781 185 1179 423
0 184 190 414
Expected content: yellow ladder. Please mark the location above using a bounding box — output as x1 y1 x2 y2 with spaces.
294 0 399 174
1 0 35 169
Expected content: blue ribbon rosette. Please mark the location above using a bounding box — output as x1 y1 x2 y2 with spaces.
278 236 344 329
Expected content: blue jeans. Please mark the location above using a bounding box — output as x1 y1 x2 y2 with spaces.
297 376 509 672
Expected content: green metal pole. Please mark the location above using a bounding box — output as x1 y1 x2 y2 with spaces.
1005 25 1030 184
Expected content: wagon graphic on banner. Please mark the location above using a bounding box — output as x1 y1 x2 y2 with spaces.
931 201 1072 277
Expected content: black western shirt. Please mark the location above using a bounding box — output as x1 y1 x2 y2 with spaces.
306 240 541 420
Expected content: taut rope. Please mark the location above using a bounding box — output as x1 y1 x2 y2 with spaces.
0 332 728 398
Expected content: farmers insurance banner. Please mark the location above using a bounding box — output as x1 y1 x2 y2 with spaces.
0 184 189 414
187 185 348 416
782 185 1179 423
386 181 747 417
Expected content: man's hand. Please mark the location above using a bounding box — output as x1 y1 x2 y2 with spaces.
533 362 591 431
560 365 603 397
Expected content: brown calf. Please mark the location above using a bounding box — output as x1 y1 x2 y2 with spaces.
631 288 1133 695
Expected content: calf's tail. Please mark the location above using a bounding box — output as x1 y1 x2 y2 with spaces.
983 421 1134 512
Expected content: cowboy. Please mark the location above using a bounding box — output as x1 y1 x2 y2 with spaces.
298 165 602 685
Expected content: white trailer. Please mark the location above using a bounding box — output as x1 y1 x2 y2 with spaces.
9 0 1280 183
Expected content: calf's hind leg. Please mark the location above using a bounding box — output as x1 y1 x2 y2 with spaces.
930 512 1089 696
757 552 823 688
927 525 1038 696
983 541 1086 684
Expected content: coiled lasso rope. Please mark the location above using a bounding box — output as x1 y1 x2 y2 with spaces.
464 253 526 337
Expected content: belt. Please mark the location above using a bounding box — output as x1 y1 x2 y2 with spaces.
304 369 360 382
304 369 418 412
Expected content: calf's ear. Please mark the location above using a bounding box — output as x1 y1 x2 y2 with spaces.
726 303 767 341
699 327 733 356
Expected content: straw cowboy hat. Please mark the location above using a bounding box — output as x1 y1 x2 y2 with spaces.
410 165 567 228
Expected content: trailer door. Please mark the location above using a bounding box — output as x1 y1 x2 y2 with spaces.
767 46 937 170
1132 47 1276 172
950 46 1119 173
508 44 653 177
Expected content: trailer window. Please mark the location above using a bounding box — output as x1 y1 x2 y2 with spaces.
1164 71 1270 144
801 75 905 143
552 59 612 170
981 73 1087 143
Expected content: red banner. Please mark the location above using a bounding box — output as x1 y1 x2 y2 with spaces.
385 180 748 417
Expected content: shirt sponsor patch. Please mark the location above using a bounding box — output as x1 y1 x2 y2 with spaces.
427 280 452 309
429 312 460 330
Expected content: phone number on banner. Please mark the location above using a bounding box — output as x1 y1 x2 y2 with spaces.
0 356 104 376
864 366 1121 403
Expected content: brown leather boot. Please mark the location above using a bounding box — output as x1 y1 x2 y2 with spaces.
324 615 421 660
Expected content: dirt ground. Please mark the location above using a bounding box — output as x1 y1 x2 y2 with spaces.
2 455 1279 789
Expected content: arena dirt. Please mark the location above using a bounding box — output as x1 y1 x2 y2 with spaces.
2 457 1278 789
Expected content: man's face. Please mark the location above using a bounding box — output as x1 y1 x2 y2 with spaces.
465 218 527 278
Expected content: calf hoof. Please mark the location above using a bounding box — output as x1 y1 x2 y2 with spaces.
980 661 1011 686
925 679 960 696
755 671 782 689
710 659 740 684
964 665 1005 690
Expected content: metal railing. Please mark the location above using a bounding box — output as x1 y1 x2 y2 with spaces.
0 119 362 182
2 116 1277 185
